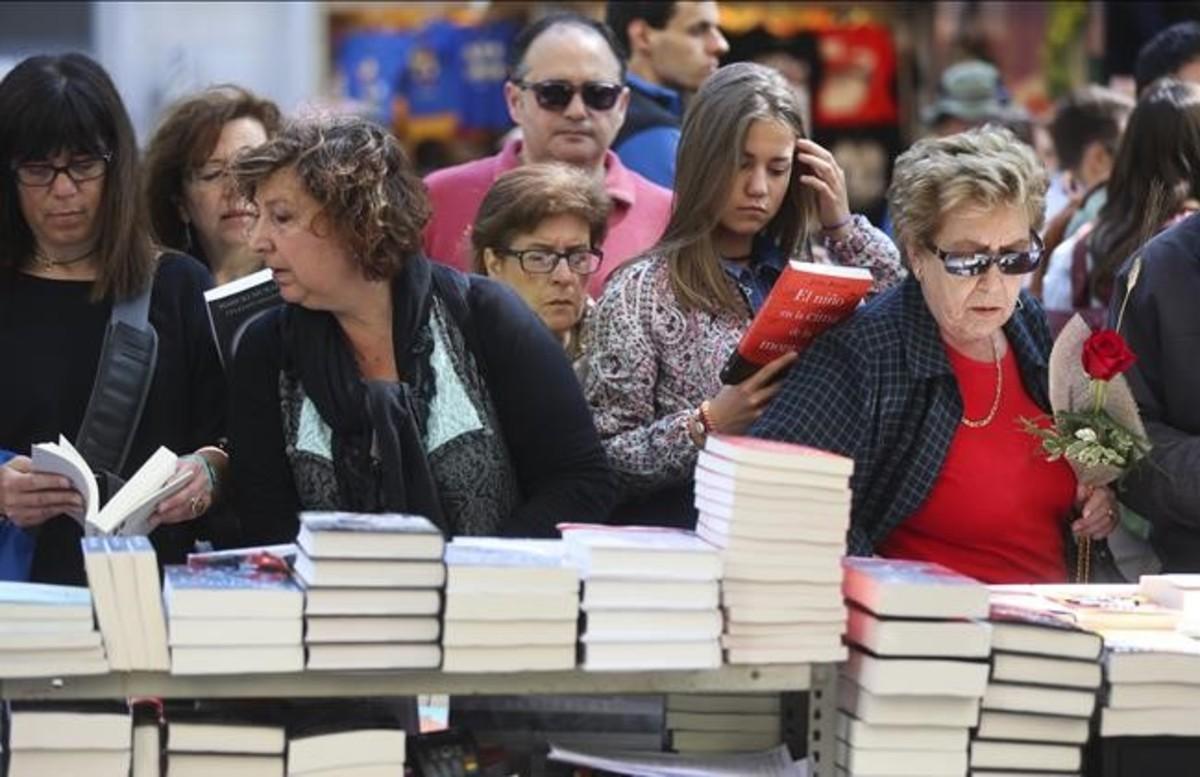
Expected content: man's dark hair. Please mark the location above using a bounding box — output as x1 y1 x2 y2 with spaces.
1050 85 1134 172
605 2 678 60
1135 21 1200 95
507 12 626 82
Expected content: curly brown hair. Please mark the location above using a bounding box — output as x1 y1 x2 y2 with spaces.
143 84 281 258
229 116 430 280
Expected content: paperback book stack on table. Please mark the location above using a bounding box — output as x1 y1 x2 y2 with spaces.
441 537 579 672
164 702 287 777
3 701 132 777
295 512 444 670
163 559 304 675
560 524 723 671
969 587 1106 777
693 434 851 665
835 557 992 777
664 693 783 755
0 581 108 678
286 727 407 777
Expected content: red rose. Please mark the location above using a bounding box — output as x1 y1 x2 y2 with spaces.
1082 329 1137 381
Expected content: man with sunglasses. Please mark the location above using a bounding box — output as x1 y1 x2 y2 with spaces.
606 2 729 188
749 126 1119 585
424 12 672 297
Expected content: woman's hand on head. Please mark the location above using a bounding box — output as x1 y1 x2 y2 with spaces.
152 454 212 527
706 351 798 435
795 138 851 235
0 456 84 528
1071 484 1120 539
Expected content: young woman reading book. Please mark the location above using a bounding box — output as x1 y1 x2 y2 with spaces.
584 62 901 526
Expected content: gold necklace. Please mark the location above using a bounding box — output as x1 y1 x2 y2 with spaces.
960 334 1002 428
32 246 98 269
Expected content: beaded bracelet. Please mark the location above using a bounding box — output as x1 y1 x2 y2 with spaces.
821 214 854 232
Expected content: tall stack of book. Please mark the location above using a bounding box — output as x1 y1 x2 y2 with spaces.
286 726 406 776
4 701 131 777
560 524 722 671
163 562 303 674
166 710 287 777
441 538 578 672
836 558 991 777
1092 575 1200 740
295 512 445 670
665 693 783 754
694 434 850 665
969 586 1107 777
0 581 108 678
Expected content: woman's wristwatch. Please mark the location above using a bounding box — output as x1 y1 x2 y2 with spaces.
689 400 715 448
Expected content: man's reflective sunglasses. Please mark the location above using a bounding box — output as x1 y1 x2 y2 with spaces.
495 247 603 275
511 79 623 112
925 231 1044 276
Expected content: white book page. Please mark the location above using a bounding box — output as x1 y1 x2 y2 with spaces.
31 436 98 526
94 446 179 535
547 743 806 777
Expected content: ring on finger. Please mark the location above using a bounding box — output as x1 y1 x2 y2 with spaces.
188 495 204 517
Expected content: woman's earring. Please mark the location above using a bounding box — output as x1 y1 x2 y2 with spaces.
1016 295 1025 311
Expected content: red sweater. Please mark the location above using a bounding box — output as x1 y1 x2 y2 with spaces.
879 343 1074 584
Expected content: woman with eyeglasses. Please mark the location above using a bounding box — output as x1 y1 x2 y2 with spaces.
226 115 614 548
470 163 610 373
143 84 281 285
0 54 228 584
750 125 1119 584
584 62 902 526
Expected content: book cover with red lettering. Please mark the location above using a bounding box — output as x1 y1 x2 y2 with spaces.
720 260 873 384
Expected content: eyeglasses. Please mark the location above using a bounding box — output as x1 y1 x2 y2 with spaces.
926 231 1044 276
190 164 231 185
12 153 112 187
511 79 623 112
496 247 604 275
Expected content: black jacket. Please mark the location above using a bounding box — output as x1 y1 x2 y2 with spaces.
1110 212 1200 571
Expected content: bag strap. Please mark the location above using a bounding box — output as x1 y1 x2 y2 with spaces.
74 282 159 475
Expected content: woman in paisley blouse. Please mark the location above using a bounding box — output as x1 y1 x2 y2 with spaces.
226 116 614 545
584 62 902 525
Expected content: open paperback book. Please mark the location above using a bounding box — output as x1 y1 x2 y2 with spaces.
720 260 873 384
31 436 190 536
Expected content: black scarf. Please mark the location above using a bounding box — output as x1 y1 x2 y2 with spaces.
281 254 446 532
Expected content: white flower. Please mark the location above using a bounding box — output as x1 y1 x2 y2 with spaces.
1075 428 1098 443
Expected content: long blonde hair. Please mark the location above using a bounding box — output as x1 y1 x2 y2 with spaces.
660 62 818 316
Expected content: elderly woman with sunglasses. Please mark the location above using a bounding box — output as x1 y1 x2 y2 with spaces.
470 163 610 373
750 126 1119 584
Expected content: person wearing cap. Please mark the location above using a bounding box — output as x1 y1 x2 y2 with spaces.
923 60 1022 137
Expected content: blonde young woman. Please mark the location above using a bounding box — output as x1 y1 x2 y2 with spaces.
585 62 902 525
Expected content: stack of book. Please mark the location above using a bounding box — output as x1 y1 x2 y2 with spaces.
82 535 169 672
665 693 783 754
442 537 578 672
836 558 991 777
166 710 286 777
560 524 722 671
1091 574 1200 739
4 701 131 777
286 726 406 776
693 434 851 665
968 586 1107 777
163 563 303 674
0 581 108 677
295 512 445 670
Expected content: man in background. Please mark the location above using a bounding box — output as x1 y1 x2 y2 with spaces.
423 13 672 296
606 1 728 187
1135 20 1200 95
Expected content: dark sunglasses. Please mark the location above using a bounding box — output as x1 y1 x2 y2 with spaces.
925 231 1044 277
512 79 623 112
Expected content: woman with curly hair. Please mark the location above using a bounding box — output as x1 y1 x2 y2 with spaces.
226 116 615 545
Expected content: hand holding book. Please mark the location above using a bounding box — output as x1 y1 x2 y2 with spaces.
0 456 84 528
706 351 798 436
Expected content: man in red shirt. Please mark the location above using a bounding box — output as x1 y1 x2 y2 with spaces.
423 13 673 297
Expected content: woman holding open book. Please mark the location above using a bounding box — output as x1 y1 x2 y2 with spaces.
0 54 228 584
584 62 901 526
226 115 614 545
750 126 1119 584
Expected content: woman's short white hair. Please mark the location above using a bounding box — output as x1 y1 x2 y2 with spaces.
888 124 1047 267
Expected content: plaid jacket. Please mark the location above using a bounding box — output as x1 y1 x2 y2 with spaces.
749 276 1054 555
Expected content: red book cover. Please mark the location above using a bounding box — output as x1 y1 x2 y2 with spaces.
721 261 873 383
